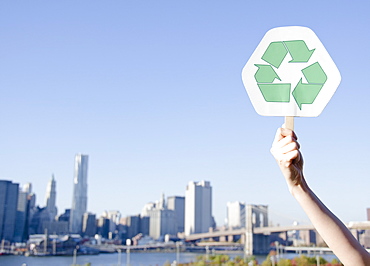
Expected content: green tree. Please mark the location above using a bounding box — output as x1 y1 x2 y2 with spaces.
331 258 343 265
261 255 273 266
195 260 206 266
245 256 257 266
292 255 309 266
277 258 292 266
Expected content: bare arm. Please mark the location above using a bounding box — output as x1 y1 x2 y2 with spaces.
270 128 370 266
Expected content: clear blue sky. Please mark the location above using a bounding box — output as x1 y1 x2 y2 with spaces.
1 1 369 227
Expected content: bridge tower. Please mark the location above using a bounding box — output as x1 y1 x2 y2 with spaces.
245 204 269 255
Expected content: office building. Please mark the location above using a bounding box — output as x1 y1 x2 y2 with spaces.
101 210 121 237
227 201 246 229
29 207 51 234
45 175 57 221
13 190 29 242
0 180 19 242
69 154 89 234
147 208 176 239
122 215 141 239
167 196 185 233
22 182 36 238
142 194 176 239
58 209 71 224
82 212 96 237
97 217 110 238
140 216 150 236
184 180 213 235
42 220 69 235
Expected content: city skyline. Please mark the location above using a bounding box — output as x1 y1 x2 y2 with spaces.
3 146 370 229
1 1 370 228
0 174 279 229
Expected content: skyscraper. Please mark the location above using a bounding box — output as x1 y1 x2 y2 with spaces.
167 196 185 233
147 208 176 239
82 212 96 237
13 190 29 242
0 180 19 242
69 154 88 234
227 201 246 229
22 183 36 237
184 180 213 235
45 175 57 221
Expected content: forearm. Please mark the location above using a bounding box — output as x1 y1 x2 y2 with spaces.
292 182 370 266
271 127 370 265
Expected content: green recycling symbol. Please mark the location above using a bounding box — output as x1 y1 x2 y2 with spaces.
254 40 327 109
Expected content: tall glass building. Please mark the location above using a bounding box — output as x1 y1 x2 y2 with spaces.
0 180 19 242
69 154 88 234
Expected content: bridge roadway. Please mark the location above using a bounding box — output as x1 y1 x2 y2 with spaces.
185 221 370 241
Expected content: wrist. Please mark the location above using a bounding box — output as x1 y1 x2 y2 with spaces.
290 178 310 198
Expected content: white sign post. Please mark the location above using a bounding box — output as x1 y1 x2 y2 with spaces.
242 26 341 129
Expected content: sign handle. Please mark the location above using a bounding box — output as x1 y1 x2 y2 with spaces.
285 116 294 131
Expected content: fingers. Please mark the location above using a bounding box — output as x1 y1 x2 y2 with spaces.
271 127 300 164
273 127 297 145
281 150 300 166
277 135 300 152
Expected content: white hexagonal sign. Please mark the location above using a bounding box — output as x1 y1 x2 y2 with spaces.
242 26 341 117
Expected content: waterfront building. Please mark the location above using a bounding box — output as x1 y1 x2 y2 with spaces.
120 215 150 240
227 201 246 229
140 216 150 236
22 183 37 239
96 217 110 238
23 183 36 214
45 175 58 221
42 220 69 235
82 212 96 237
102 210 121 235
122 215 141 239
29 207 51 234
0 180 19 242
69 154 89 234
184 180 213 235
299 229 317 246
116 222 128 241
13 190 29 242
58 209 70 224
167 196 185 233
147 208 176 240
141 194 176 239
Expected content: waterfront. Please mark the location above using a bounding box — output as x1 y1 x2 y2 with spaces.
0 252 339 266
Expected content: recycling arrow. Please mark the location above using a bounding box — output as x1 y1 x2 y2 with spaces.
257 83 291 102
261 42 288 68
292 62 327 109
284 40 315 63
255 40 328 110
254 65 281 83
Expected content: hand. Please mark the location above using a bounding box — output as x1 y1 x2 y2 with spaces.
270 127 304 192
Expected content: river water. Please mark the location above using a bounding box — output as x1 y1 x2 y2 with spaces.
0 252 339 266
